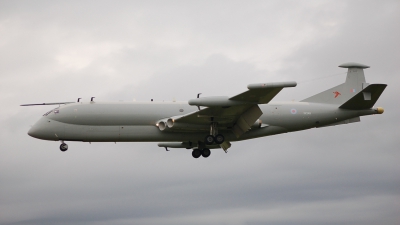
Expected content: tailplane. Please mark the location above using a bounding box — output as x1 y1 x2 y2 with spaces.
301 63 379 106
339 84 387 110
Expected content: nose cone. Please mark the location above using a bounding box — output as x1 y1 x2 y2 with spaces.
28 124 42 139
27 117 59 141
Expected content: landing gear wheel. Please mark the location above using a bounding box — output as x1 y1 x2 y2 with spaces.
205 135 215 145
202 148 211 158
214 134 225 144
60 143 68 152
192 149 201 158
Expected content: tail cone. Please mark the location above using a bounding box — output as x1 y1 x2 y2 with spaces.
376 107 384 114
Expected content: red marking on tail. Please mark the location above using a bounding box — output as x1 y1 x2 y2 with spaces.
333 91 341 98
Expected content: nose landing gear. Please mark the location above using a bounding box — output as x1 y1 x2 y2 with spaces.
59 141 68 152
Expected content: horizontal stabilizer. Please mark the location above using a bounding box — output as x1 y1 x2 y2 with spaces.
339 84 387 110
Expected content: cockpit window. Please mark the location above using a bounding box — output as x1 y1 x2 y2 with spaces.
43 108 59 116
43 110 53 116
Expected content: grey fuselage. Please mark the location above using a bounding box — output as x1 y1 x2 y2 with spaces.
28 101 378 143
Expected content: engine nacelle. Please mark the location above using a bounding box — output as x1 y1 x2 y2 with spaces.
157 116 184 131
157 117 209 131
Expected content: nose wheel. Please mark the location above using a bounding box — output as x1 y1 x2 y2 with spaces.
60 142 68 152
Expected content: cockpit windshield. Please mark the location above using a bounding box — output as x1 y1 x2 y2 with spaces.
43 110 53 116
43 108 59 116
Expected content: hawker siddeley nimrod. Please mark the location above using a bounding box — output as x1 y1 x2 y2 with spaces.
22 63 386 158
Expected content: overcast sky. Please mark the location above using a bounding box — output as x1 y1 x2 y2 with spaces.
1 1 399 224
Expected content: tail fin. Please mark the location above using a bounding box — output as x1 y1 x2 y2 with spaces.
301 63 371 105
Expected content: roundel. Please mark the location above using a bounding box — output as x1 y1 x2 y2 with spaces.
290 108 297 114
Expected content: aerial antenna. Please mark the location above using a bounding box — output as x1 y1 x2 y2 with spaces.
77 98 81 102
20 102 74 106
91 97 95 102
197 93 202 110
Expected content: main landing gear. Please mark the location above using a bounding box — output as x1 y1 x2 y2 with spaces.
60 141 68 152
204 121 225 145
192 148 211 158
192 120 224 158
205 134 225 145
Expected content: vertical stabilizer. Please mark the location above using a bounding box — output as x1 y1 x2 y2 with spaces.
301 62 370 105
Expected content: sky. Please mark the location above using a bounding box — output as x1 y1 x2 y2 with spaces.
0 0 399 224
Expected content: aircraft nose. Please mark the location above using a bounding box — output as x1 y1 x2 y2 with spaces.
28 118 49 140
28 124 41 138
27 117 61 141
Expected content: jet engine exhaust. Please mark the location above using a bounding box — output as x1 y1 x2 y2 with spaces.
158 121 167 131
167 118 174 128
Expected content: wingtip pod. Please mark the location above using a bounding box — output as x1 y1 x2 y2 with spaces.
247 81 297 90
376 107 384 114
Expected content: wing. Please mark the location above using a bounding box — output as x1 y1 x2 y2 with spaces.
162 81 296 137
